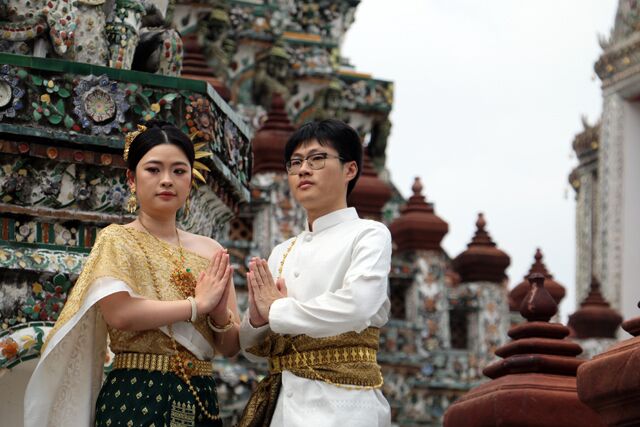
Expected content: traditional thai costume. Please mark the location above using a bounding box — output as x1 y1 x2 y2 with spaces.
238 207 392 427
24 224 223 427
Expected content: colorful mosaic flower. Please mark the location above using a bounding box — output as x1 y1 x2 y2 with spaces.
73 75 129 135
43 79 60 94
185 94 215 143
0 65 25 121
0 337 18 359
0 325 50 369
23 274 71 322
32 282 43 295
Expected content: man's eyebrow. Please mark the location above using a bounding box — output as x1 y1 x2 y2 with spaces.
291 148 325 157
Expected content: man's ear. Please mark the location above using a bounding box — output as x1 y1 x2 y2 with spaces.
344 161 358 182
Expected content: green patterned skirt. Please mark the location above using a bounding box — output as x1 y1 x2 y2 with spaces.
95 368 222 427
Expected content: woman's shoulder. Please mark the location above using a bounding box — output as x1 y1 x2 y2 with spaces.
178 230 224 261
98 223 147 242
96 223 131 241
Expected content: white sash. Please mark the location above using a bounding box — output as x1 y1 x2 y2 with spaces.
24 277 212 427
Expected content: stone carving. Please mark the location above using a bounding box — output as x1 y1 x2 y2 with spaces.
367 117 391 173
252 42 292 109
0 155 130 211
200 0 234 80
131 1 183 76
0 0 78 58
73 0 109 65
310 79 345 121
105 0 145 69
0 0 183 72
611 0 640 43
285 43 336 77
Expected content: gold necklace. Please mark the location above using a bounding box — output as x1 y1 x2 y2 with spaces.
126 228 221 421
138 220 197 298
277 237 297 278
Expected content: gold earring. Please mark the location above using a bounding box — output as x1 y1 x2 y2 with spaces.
184 194 191 218
126 188 138 213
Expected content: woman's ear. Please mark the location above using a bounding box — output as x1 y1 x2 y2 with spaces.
126 170 135 188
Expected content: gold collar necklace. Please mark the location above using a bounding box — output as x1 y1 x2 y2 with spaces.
137 220 197 298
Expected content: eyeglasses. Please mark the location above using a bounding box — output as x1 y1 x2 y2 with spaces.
285 153 344 174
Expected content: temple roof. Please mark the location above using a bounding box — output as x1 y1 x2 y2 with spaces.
181 34 230 101
568 276 622 339
251 93 295 175
347 151 391 220
388 177 448 252
452 213 510 284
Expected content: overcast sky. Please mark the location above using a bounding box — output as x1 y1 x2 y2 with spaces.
342 0 619 321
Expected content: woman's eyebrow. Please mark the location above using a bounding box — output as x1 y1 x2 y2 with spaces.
142 160 190 167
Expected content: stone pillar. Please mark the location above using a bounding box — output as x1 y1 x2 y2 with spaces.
451 213 511 363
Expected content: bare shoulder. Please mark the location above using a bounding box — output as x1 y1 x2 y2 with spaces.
178 230 224 261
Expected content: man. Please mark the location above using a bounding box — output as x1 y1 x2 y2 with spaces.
238 119 392 427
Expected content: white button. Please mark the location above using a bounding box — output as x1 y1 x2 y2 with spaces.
286 391 293 398
294 271 300 278
304 234 312 242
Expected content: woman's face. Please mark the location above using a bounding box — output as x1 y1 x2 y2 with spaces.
129 144 192 217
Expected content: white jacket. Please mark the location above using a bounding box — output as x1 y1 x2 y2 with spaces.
240 207 392 427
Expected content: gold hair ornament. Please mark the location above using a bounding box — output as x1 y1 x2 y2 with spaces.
190 132 213 187
123 124 147 161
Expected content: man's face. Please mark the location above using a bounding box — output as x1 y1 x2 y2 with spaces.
287 139 356 213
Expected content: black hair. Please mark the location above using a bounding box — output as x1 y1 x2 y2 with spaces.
284 119 363 195
126 120 195 171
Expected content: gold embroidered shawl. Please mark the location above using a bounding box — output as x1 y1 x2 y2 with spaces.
43 224 215 355
237 327 382 427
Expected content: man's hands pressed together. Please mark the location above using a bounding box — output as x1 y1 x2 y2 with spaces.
247 258 287 327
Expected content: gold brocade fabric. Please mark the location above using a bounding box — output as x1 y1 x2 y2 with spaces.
237 328 382 427
43 224 215 355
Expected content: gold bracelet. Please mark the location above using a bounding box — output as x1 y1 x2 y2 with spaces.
207 309 234 333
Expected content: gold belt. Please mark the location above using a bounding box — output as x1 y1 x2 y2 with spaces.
268 345 378 374
112 352 213 378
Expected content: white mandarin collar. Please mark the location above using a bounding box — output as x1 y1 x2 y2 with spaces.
305 207 359 233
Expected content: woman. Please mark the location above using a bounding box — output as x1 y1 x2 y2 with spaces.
24 120 240 426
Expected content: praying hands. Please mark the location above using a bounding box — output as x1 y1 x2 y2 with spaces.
247 258 287 327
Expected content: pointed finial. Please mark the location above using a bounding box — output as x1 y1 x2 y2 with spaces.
534 248 543 262
590 275 601 292
476 212 486 231
412 176 423 196
520 273 558 322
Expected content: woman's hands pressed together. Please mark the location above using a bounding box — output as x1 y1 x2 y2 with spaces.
194 249 233 322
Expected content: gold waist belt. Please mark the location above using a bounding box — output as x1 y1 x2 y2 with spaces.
113 352 213 378
268 345 378 374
